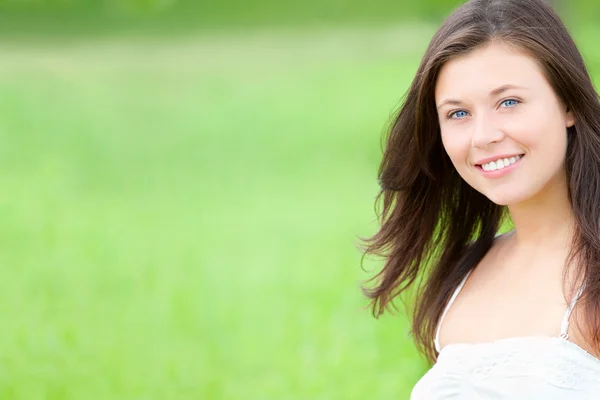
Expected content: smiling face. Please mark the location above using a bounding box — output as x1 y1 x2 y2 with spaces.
435 41 575 206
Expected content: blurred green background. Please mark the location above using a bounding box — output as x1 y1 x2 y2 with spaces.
2 0 600 399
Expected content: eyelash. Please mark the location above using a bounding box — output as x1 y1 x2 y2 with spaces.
446 98 521 120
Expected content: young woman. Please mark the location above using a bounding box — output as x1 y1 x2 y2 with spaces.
362 0 600 397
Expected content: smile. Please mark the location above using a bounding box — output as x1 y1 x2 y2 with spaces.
475 154 525 176
480 155 522 171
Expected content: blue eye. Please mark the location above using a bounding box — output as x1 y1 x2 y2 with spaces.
449 110 469 119
500 99 519 108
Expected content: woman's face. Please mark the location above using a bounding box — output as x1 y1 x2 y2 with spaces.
434 42 575 206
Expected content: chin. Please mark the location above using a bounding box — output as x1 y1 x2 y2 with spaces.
483 191 528 206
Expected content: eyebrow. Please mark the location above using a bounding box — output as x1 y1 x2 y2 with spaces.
436 84 529 110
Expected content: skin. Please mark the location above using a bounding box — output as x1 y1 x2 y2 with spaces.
433 41 593 354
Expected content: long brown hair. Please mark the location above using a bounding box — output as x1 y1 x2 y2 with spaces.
361 0 600 362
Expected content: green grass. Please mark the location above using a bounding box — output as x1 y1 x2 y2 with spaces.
0 26 435 398
3 23 600 399
0 1 458 37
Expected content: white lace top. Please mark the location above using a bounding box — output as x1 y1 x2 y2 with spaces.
410 269 600 399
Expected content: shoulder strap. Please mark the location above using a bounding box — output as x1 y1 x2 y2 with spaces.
434 269 473 353
559 282 586 340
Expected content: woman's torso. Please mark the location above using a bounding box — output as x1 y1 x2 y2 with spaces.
410 231 600 399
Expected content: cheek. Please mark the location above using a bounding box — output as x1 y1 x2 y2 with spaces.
511 102 567 147
508 115 567 158
441 130 470 166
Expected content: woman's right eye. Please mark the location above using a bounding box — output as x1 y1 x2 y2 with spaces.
448 110 469 119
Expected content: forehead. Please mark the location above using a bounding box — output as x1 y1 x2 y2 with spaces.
435 42 547 102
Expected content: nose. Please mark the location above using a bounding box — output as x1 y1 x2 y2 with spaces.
470 114 505 148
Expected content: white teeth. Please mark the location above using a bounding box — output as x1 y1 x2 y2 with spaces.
481 155 522 171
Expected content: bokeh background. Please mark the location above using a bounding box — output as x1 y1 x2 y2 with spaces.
3 0 600 398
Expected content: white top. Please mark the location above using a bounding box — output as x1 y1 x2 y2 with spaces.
410 269 600 399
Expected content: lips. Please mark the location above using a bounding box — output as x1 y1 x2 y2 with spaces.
479 155 524 171
475 154 525 176
475 153 525 167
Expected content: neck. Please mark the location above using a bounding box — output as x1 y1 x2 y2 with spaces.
507 170 574 252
